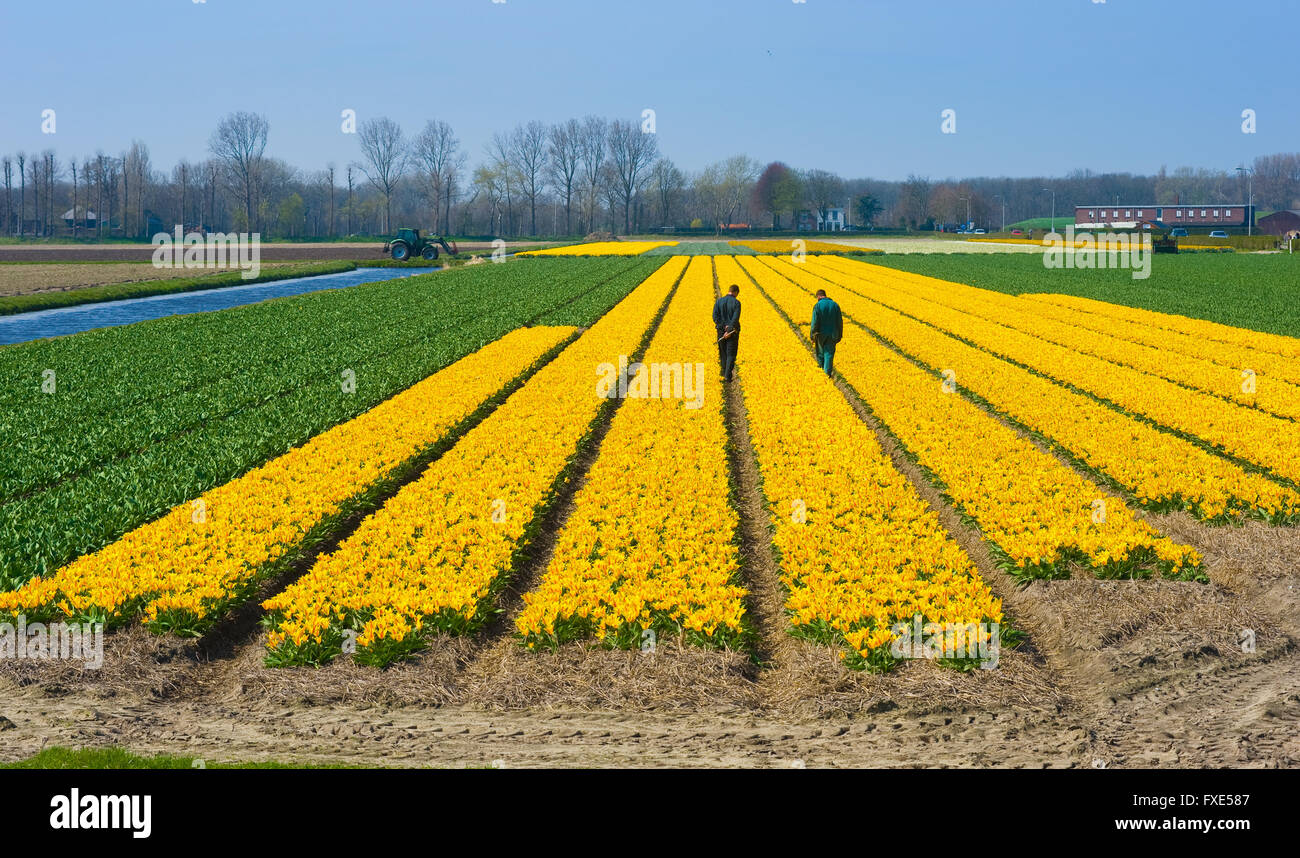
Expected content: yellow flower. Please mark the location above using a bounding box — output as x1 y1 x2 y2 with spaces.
4 325 576 629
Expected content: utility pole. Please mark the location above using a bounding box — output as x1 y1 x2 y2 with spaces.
994 193 1006 232
1043 187 1056 233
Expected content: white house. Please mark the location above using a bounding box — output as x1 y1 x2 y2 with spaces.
818 207 846 232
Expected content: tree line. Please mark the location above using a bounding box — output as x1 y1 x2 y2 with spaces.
3 112 1298 239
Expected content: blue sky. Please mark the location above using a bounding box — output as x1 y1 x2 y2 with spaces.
1 0 1293 179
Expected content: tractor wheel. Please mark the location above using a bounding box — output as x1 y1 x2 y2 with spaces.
390 243 410 261
421 245 438 261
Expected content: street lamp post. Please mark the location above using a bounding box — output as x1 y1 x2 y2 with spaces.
1042 188 1056 233
959 196 971 230
1235 166 1254 236
994 193 1006 232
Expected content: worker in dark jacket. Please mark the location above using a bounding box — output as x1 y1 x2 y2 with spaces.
810 289 843 376
712 284 742 382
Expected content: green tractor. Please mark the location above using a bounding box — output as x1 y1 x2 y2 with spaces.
383 228 459 261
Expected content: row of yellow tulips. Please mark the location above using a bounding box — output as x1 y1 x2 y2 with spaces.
729 240 871 254
827 259 1300 421
519 241 677 256
789 257 1300 524
738 256 1202 581
0 326 577 632
715 256 1003 667
815 257 1300 488
516 257 748 651
1024 292 1300 375
261 257 689 666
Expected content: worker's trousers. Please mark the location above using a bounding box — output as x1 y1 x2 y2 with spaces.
717 331 739 381
814 340 835 377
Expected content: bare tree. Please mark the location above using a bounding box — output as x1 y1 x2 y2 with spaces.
174 160 190 231
209 111 269 232
70 159 80 239
577 116 607 235
486 132 517 236
2 156 11 236
648 157 685 228
472 163 507 236
325 163 336 237
15 153 25 237
444 150 466 235
42 151 62 237
607 119 659 234
412 120 460 234
547 118 582 236
802 168 844 230
510 120 548 236
599 163 620 233
93 153 107 238
345 163 357 235
356 117 407 234
896 174 932 230
103 157 120 239
123 143 149 237
200 158 219 232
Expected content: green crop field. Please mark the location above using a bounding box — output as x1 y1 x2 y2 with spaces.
0 257 661 589
869 252 1300 337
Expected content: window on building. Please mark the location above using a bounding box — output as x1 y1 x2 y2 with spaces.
1089 210 1095 219
1213 210 1220 217
1125 210 1131 218
1137 209 1144 217
1201 209 1207 217
1225 209 1233 218
1113 210 1119 217
1176 210 1183 217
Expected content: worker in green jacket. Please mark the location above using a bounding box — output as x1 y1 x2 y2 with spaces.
810 289 843 377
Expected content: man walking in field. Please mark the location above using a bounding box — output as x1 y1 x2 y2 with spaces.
810 289 843 377
712 283 742 382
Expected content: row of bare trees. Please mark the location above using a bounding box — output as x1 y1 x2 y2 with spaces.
6 111 1299 239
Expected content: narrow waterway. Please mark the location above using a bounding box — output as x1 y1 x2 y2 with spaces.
0 267 436 346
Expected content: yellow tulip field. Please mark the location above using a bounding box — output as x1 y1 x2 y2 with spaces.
5 251 1297 674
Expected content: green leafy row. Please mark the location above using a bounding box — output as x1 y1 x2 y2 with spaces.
0 257 663 588
0 259 648 503
869 252 1300 339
